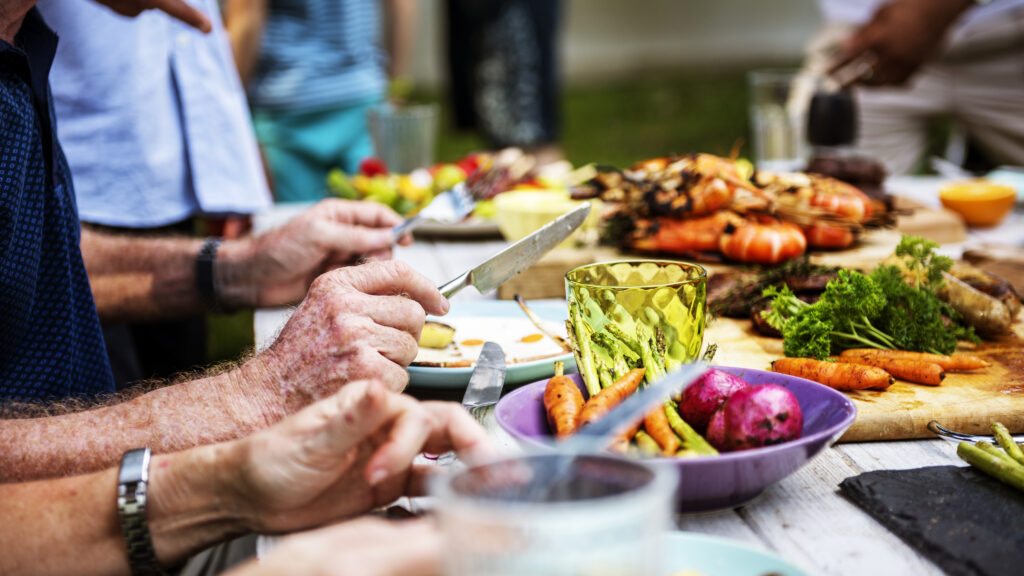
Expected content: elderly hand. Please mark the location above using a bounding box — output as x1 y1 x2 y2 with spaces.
227 518 443 576
225 379 495 534
830 0 971 86
243 260 445 410
92 0 212 32
220 199 412 309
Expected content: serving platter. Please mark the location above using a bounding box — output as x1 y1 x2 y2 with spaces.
408 300 576 389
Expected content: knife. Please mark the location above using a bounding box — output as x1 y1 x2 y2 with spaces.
433 342 506 467
437 202 591 299
461 341 507 419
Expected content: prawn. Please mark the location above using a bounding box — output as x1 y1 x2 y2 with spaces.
719 217 807 264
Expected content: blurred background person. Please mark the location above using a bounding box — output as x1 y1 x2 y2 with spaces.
38 0 272 388
445 0 565 165
226 0 419 203
804 0 1024 175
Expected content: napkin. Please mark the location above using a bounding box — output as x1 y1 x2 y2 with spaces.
839 465 1024 576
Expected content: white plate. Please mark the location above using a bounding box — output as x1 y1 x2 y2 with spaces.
408 300 575 389
662 532 806 576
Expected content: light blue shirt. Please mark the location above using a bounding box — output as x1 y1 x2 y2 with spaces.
38 0 271 228
249 0 387 114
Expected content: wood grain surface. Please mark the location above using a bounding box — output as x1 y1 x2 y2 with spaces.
707 315 1024 442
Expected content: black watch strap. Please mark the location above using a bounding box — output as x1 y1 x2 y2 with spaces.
117 448 168 576
195 237 223 313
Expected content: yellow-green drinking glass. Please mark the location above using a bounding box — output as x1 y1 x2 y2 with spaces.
565 260 707 391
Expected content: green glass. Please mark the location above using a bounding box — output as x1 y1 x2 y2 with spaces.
565 260 707 391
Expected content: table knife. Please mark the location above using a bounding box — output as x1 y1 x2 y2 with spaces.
437 202 591 299
433 342 506 467
461 341 507 419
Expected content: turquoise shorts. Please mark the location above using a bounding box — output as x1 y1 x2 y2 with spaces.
253 99 378 203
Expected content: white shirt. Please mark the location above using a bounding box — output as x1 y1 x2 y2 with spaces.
819 0 1024 34
38 0 271 228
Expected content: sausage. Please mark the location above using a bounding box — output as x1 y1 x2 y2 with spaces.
939 272 1012 337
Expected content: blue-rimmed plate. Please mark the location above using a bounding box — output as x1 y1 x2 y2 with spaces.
408 300 576 389
661 532 806 575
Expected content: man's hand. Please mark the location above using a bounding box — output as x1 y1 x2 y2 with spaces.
225 379 495 534
92 0 213 33
228 518 443 576
222 199 411 309
831 0 972 86
244 260 446 409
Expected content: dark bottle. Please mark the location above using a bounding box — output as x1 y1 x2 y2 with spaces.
806 88 857 148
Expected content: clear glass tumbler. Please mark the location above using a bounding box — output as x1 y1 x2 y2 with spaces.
430 453 678 576
365 103 439 173
747 69 813 172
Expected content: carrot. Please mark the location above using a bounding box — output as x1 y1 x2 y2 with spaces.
643 402 681 456
608 420 642 454
836 356 945 386
578 368 646 428
543 361 586 438
839 348 988 371
771 357 893 391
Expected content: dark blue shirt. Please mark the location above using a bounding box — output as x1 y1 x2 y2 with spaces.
0 8 114 400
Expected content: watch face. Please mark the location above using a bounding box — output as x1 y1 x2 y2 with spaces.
119 448 150 485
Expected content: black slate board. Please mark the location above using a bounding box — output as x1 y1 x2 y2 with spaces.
839 465 1024 576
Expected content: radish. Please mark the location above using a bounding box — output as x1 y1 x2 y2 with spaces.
680 369 751 433
706 408 726 450
712 384 803 451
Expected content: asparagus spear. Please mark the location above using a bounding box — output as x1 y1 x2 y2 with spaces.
593 330 640 364
567 307 600 398
664 404 718 456
957 441 1024 493
636 322 664 384
605 322 643 357
990 422 1024 466
635 430 662 457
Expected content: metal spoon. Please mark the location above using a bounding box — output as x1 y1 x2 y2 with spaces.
927 420 1024 444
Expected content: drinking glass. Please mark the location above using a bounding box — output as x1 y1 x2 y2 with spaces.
430 453 678 576
366 103 439 173
565 260 707 372
747 69 813 171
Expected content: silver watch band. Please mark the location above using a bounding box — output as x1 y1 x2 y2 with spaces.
117 448 168 576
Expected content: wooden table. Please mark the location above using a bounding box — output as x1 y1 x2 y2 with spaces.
252 188 1022 575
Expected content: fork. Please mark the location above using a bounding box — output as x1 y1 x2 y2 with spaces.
392 180 476 239
927 420 1024 444
391 149 537 240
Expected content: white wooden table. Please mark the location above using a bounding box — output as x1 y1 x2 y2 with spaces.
251 193 1021 575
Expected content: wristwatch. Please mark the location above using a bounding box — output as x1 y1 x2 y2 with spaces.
117 448 167 576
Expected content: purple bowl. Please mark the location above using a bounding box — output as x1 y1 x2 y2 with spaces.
495 365 857 513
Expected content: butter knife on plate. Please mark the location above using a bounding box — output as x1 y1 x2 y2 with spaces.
434 342 506 466
461 341 507 422
437 202 591 299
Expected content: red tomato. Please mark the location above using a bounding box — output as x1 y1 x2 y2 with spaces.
359 157 389 177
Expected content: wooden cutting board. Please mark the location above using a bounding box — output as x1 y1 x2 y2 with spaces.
707 316 1024 442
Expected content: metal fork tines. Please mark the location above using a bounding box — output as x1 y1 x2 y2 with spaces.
392 181 476 238
927 421 1024 444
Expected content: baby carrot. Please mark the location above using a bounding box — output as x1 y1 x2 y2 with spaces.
609 420 642 454
839 349 988 371
836 356 945 386
578 368 646 428
544 361 586 438
772 357 893 391
643 402 681 456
